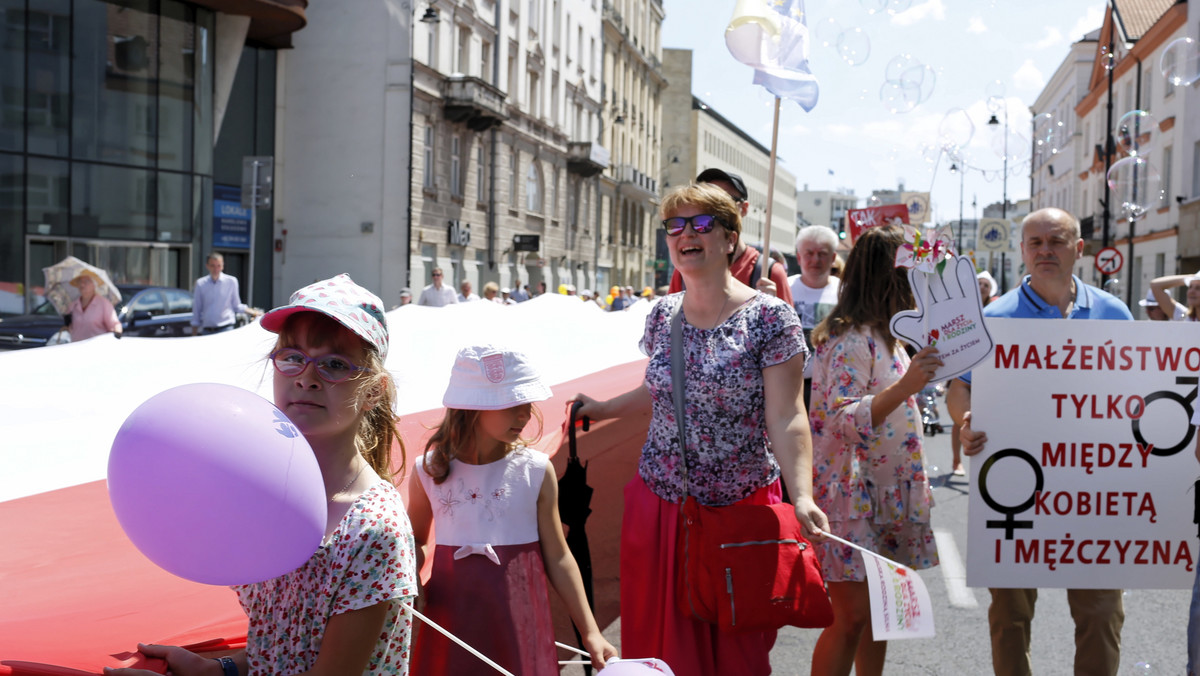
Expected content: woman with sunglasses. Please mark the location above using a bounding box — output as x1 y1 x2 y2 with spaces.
572 183 827 675
107 274 416 676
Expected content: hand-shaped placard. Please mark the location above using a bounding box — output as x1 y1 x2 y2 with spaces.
890 254 995 382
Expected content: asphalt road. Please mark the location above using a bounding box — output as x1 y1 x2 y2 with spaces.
565 410 1193 676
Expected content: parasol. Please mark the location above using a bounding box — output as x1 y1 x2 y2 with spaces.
42 256 122 315
558 400 595 674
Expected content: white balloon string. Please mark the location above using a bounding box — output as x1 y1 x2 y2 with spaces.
555 641 592 657
404 602 515 676
560 659 592 664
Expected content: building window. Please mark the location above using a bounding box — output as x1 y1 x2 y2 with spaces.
1192 140 1200 197
426 21 437 67
528 71 540 117
526 161 542 212
457 25 470 75
509 148 518 205
551 168 559 220
476 145 486 202
481 40 492 83
450 135 462 196
1162 146 1172 206
423 125 435 189
1164 50 1177 97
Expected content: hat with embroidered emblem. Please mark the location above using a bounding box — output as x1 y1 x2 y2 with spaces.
261 274 389 358
442 344 552 410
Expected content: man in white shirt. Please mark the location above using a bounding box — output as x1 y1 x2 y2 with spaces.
418 268 458 307
788 225 841 408
191 252 258 335
457 280 480 303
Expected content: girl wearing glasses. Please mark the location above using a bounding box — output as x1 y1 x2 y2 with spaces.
571 183 828 676
107 274 416 676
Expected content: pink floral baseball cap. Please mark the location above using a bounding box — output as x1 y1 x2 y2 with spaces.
442 345 552 410
261 274 389 359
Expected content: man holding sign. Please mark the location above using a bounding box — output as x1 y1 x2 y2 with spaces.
948 208 1132 676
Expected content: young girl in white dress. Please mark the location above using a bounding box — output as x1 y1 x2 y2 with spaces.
408 345 617 675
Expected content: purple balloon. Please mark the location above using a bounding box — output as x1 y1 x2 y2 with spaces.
107 383 326 585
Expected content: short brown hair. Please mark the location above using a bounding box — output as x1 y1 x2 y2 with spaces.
659 183 742 263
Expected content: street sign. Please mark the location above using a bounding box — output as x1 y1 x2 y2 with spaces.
1095 246 1124 275
978 219 1010 252
240 156 274 209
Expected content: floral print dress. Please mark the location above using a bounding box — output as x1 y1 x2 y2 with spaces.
638 292 805 506
809 328 938 581
234 481 417 675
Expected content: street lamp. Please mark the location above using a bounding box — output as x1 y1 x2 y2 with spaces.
988 104 1009 293
950 162 964 252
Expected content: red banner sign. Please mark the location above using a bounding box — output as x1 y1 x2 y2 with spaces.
844 204 910 242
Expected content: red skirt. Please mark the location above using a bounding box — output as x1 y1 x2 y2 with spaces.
620 475 782 676
411 541 557 675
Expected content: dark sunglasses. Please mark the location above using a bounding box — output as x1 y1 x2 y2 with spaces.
270 348 370 383
662 214 725 237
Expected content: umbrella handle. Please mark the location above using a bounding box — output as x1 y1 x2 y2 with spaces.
568 400 590 461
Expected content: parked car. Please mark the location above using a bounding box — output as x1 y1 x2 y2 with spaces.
0 285 196 350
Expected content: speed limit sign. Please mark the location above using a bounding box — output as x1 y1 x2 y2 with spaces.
1095 247 1123 275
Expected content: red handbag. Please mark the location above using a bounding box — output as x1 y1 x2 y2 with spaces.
667 301 834 632
675 496 834 631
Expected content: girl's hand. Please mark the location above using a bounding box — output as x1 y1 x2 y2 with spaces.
898 346 943 397
959 411 988 456
792 496 829 542
582 630 618 670
103 643 218 676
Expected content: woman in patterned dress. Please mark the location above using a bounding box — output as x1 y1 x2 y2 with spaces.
573 183 828 675
107 274 417 676
808 226 942 676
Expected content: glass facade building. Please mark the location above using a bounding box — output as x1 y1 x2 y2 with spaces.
0 0 281 314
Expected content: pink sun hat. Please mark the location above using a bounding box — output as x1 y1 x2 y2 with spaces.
260 274 389 359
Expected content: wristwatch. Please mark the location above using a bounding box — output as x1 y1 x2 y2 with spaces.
215 656 238 676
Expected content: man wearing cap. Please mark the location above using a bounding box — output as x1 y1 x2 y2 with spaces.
418 268 458 307
666 168 792 306
394 287 413 309
191 252 259 336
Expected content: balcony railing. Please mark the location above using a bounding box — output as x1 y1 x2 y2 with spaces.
618 163 657 196
567 142 610 177
443 75 507 131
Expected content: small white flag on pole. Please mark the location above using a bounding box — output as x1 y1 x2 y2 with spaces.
822 532 936 640
724 0 819 111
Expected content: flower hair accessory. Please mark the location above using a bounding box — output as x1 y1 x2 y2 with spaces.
895 225 957 275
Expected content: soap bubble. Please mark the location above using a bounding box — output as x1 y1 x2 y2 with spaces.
1100 44 1116 71
1115 109 1159 157
859 0 887 14
880 80 921 113
1031 112 1064 159
1106 156 1164 221
814 17 842 50
887 0 914 14
939 108 975 150
1160 37 1200 87
837 27 871 67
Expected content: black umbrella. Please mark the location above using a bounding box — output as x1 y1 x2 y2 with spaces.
559 401 595 674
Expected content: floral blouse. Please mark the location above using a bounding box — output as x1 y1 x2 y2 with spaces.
234 481 418 675
638 292 806 506
809 329 934 526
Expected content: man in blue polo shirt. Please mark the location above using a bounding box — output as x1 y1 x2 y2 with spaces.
947 207 1132 676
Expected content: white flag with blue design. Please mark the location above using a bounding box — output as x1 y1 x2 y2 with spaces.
725 0 819 111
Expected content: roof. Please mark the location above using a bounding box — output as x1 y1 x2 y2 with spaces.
1111 0 1178 43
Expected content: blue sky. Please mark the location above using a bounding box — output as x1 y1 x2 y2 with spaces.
661 0 1108 224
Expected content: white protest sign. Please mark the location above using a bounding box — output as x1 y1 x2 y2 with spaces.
824 533 936 640
968 318 1199 589
889 226 994 382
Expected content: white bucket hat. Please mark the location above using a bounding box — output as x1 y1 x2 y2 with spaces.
442 345 552 410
